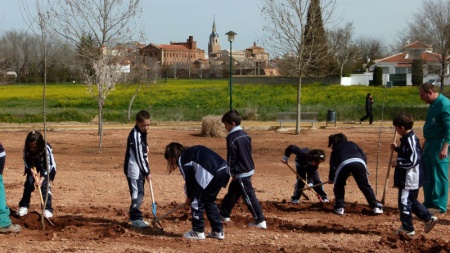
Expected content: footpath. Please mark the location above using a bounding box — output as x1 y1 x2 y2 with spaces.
0 120 424 132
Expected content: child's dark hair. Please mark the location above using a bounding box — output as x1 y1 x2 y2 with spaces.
393 112 414 130
222 110 241 126
328 133 347 148
24 130 45 156
136 110 150 123
164 142 185 174
308 149 325 163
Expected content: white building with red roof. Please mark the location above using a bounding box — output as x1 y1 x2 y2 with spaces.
342 41 448 86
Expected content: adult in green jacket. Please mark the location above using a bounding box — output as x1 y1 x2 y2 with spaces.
419 82 450 213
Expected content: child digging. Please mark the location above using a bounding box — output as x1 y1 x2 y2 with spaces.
219 110 266 229
17 131 56 219
164 142 230 240
391 112 437 236
124 110 151 228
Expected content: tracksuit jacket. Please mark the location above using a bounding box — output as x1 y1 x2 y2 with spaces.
328 141 366 182
226 126 254 179
23 143 56 181
177 145 230 199
393 130 426 190
283 145 318 183
124 125 150 180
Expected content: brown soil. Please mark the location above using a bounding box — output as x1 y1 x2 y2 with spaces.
1 122 449 252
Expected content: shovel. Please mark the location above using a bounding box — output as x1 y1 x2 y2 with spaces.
151 203 185 224
149 179 163 229
32 167 55 227
285 163 324 202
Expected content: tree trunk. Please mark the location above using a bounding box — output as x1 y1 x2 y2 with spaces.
98 102 103 149
128 83 142 121
295 76 302 135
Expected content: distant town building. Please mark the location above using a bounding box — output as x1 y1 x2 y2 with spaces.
137 19 276 78
140 36 205 66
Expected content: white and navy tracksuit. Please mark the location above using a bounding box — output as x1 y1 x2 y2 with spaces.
124 125 150 221
19 144 56 212
178 145 230 233
394 130 433 231
329 141 380 210
219 126 265 224
283 145 328 201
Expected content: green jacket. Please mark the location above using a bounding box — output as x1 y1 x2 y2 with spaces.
423 93 450 145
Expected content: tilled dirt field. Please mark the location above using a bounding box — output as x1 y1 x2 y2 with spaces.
0 122 449 252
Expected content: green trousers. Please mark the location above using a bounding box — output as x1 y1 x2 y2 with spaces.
0 175 12 227
423 140 449 213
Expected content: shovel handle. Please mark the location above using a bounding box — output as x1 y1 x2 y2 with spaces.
151 203 185 224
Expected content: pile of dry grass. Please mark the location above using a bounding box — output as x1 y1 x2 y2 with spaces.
201 115 226 138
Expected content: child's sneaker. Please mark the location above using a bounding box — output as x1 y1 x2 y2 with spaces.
131 219 149 228
373 207 383 215
322 198 330 203
44 210 53 218
0 224 21 233
424 216 438 233
394 226 415 236
248 220 267 229
183 230 205 240
333 208 344 215
207 231 224 240
220 216 230 222
291 199 300 204
16 207 28 217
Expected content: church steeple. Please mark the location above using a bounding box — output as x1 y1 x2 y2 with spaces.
208 16 221 57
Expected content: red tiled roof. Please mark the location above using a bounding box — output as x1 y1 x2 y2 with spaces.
153 44 190 50
375 52 441 63
403 41 431 49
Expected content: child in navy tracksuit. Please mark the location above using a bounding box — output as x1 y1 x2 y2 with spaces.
124 110 151 228
327 133 383 215
164 142 230 240
391 113 437 236
219 110 266 229
281 145 328 203
17 131 57 219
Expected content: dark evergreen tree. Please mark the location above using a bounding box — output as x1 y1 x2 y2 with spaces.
303 0 330 76
411 59 423 86
373 66 382 86
76 34 99 77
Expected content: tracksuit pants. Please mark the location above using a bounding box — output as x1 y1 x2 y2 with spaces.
127 177 145 221
220 176 265 224
333 162 380 209
191 169 230 233
292 167 327 201
19 172 53 212
398 188 432 232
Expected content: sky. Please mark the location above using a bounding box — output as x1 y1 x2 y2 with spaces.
1 0 425 55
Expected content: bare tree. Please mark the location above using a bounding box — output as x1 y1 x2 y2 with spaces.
261 0 336 134
37 0 143 149
327 22 358 77
405 0 450 91
126 57 160 121
355 37 387 67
